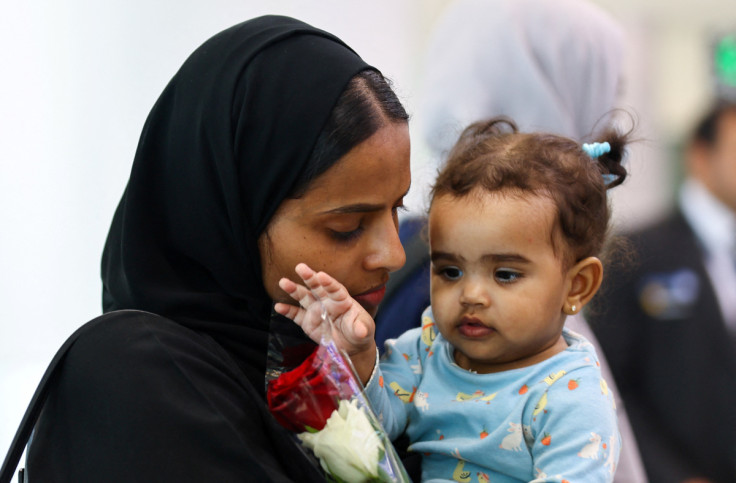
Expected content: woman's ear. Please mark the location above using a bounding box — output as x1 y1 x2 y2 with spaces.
562 257 603 315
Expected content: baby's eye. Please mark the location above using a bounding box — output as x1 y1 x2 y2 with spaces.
495 269 522 284
439 266 463 281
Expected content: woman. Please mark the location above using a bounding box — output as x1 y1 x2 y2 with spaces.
22 15 410 481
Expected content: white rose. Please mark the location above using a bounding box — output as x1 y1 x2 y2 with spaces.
299 399 383 482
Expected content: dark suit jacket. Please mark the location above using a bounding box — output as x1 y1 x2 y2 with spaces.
589 209 736 482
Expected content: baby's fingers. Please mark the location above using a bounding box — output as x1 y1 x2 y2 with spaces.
273 302 302 322
274 301 327 342
294 263 326 297
278 277 318 309
277 277 299 298
295 263 350 306
339 307 374 343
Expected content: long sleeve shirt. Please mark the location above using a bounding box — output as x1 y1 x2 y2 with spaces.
365 308 621 482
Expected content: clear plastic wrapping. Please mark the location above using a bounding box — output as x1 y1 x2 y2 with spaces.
266 310 409 483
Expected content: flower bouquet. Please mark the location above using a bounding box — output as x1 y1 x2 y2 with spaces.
266 310 409 483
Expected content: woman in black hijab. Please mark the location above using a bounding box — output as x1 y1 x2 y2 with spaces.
21 15 410 481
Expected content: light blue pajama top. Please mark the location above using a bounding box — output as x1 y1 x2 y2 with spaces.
365 308 620 483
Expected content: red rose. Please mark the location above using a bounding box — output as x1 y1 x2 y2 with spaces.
267 343 354 432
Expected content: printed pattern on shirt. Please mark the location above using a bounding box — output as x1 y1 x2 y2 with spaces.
365 307 621 482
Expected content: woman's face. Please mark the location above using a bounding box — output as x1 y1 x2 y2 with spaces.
259 122 411 317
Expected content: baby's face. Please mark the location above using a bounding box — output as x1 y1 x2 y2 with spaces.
428 190 571 374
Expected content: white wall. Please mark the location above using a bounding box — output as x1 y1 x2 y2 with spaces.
2 0 735 471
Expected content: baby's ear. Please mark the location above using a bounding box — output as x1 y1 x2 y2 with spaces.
562 257 603 315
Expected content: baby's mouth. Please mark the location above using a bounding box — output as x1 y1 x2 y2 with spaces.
457 316 495 338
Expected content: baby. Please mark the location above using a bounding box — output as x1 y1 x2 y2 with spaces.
276 118 628 482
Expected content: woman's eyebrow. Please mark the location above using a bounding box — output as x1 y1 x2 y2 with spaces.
322 187 409 215
321 203 384 215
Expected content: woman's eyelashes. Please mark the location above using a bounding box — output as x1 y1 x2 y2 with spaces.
330 203 405 242
392 202 408 215
391 202 407 224
329 226 364 242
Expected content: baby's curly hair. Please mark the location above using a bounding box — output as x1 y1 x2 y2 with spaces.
430 117 630 268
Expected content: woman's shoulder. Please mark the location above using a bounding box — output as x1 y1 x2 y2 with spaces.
72 309 197 338
66 310 226 367
38 310 259 438
70 309 219 352
57 310 249 409
28 310 325 481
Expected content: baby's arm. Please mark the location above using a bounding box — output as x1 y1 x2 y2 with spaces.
363 331 426 440
274 263 377 384
525 367 620 482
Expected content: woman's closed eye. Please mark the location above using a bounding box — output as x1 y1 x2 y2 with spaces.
495 268 523 284
391 202 408 216
329 225 364 242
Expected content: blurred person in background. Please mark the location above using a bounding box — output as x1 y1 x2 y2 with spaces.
589 101 736 483
375 0 647 481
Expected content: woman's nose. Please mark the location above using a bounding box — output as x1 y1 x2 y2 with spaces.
363 214 406 273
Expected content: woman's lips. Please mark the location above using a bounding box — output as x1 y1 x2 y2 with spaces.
457 316 495 338
353 285 386 310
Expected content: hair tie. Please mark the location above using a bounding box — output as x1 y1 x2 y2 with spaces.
582 142 616 186
582 142 611 158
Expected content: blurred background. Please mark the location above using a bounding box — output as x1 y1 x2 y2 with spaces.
1 0 735 463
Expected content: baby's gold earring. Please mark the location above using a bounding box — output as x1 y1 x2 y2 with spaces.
570 305 577 313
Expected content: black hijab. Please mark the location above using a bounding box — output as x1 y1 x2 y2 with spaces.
101 15 372 391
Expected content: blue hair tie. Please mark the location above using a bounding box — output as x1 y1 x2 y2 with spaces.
582 142 611 158
601 174 618 185
582 142 616 186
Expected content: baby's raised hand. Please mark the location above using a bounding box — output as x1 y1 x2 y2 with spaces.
275 263 375 357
